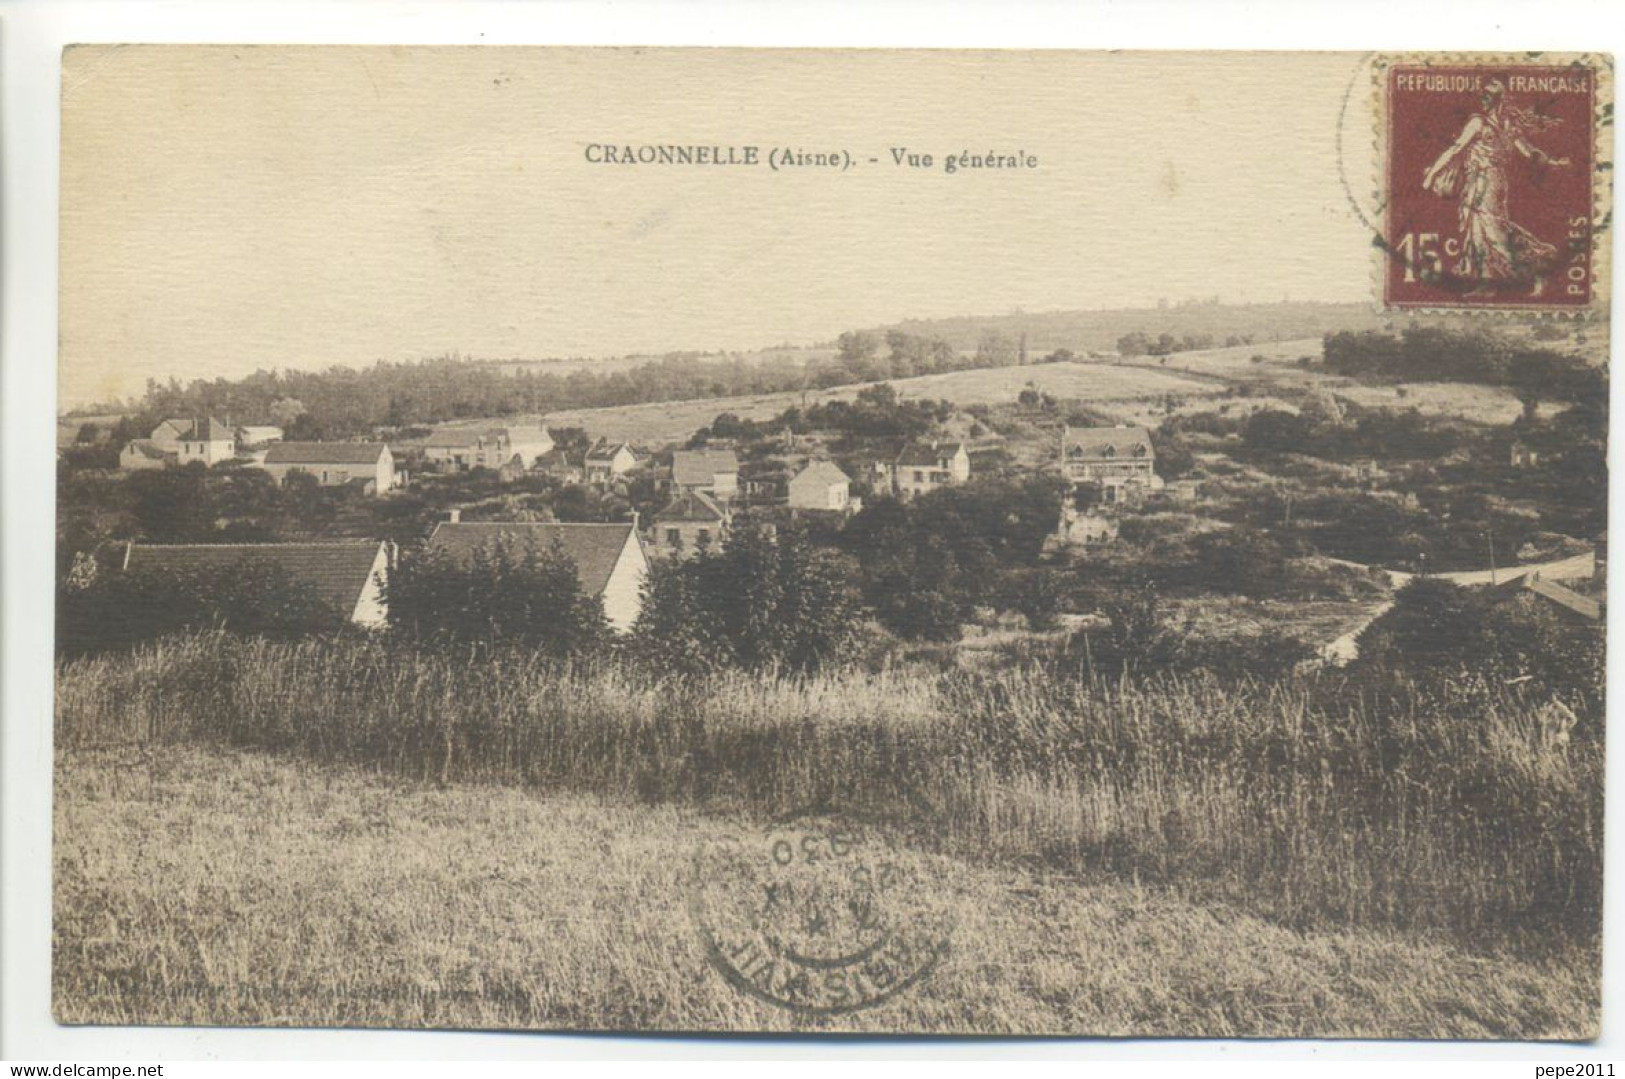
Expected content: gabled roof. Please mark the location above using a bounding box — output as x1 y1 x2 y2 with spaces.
585 441 635 462
264 441 389 466
895 442 966 468
122 542 385 617
672 448 740 485
154 418 191 438
124 439 176 461
425 522 636 597
791 460 851 488
181 417 235 442
1063 425 1154 460
654 490 728 524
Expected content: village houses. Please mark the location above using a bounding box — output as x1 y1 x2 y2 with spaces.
1062 425 1162 504
876 441 970 500
787 459 855 512
121 417 236 470
122 540 394 628
584 441 640 486
423 425 554 474
649 489 731 557
261 441 397 495
669 448 740 500
425 520 650 632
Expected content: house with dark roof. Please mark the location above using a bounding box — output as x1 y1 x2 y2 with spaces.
423 425 554 474
787 460 855 512
669 448 740 500
122 541 393 627
1061 425 1160 503
876 441 970 500
584 442 640 486
424 521 649 632
174 418 238 467
648 490 730 558
261 442 396 495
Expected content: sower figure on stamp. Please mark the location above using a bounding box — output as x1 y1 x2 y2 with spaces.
1421 78 1571 296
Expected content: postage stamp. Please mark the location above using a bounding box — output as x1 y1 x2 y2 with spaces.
687 813 951 1016
1378 55 1609 312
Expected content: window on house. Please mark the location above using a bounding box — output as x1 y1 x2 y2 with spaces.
914 470 925 482
666 528 681 547
321 470 330 483
697 529 711 545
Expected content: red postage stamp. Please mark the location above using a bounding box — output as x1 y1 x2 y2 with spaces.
1381 57 1605 312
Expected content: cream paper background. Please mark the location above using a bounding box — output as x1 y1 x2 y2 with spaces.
59 47 1373 408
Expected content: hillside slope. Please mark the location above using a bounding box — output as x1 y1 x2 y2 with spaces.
56 745 1596 1037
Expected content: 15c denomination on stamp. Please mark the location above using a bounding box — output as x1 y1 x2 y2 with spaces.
1379 55 1609 312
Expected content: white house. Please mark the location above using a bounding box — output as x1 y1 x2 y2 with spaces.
423 425 554 473
425 520 650 632
787 460 854 512
879 442 971 500
174 418 238 466
261 442 396 495
121 540 393 628
584 442 640 485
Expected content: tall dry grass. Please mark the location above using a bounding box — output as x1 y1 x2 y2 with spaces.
56 632 1602 951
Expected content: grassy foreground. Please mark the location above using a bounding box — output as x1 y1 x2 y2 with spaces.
55 744 1597 1037
56 633 1603 954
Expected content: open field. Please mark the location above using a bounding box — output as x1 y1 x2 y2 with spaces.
1333 381 1556 426
536 363 1225 443
56 743 1598 1036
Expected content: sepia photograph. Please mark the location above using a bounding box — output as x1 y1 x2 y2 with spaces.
47 45 1610 1040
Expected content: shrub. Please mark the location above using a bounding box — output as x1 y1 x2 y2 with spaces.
385 535 608 656
628 523 862 675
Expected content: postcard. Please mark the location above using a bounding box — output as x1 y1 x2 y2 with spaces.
54 47 1610 1038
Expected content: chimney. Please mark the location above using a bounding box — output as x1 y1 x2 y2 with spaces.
630 509 641 531
448 508 461 523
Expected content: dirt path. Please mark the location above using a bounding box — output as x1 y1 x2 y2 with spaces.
1318 549 1596 663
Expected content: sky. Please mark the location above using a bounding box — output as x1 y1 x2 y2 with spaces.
59 47 1375 408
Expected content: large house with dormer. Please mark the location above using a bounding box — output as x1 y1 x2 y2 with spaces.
1062 425 1161 504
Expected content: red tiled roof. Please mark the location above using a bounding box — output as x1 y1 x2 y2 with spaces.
425 522 635 598
122 542 384 617
264 441 388 466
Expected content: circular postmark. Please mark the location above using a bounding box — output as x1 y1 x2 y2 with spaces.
687 813 951 1015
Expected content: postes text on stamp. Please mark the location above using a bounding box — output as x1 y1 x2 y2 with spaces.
1381 57 1604 311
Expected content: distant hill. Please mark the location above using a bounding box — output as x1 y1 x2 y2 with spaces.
867 301 1387 355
